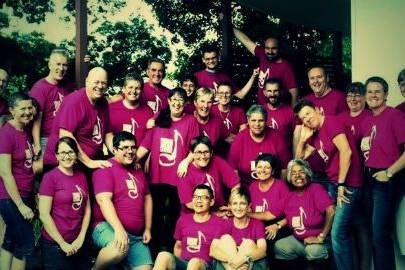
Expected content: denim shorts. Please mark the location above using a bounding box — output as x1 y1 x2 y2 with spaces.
173 256 212 270
92 221 152 268
0 197 34 260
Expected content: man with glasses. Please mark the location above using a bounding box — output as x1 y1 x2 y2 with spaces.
43 67 113 170
153 184 227 270
92 131 153 270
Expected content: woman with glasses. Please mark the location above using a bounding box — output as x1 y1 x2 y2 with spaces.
177 135 239 215
274 159 335 269
228 104 289 186
136 87 200 256
38 136 90 270
0 93 37 270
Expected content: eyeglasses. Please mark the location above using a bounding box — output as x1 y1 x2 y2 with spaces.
194 150 211 156
346 94 362 99
57 151 76 158
170 98 185 104
193 195 211 201
117 145 137 152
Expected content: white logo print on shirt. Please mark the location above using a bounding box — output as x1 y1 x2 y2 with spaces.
255 198 268 213
258 68 270 89
126 173 139 199
292 206 307 235
147 95 162 114
186 231 206 253
122 118 139 135
72 185 84 211
24 141 34 168
268 118 279 130
317 140 329 163
53 92 64 116
92 116 103 144
204 174 215 199
159 129 184 167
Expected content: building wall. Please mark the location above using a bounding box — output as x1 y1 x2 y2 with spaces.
352 0 405 106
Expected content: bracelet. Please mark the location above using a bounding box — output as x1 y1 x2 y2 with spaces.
337 182 345 187
276 222 282 229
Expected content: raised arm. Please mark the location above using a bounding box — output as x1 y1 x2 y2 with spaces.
233 28 257 55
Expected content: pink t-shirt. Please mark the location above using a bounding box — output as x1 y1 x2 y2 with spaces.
92 159 150 235
283 183 333 240
228 128 290 185
248 179 289 217
305 89 348 116
174 213 228 262
141 82 170 114
337 109 372 146
254 46 297 106
108 101 153 146
29 79 74 137
39 167 88 242
44 88 110 165
0 97 8 116
307 115 363 187
194 69 236 94
226 218 265 246
360 106 405 168
211 104 246 137
140 114 200 186
194 115 227 147
178 156 239 210
396 102 405 114
0 123 34 199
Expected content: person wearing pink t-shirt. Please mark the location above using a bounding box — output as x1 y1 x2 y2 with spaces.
177 135 240 214
0 68 9 126
29 49 75 157
228 105 290 185
192 87 227 148
153 185 227 270
0 93 37 270
360 77 405 270
92 131 153 270
274 159 334 269
38 137 90 270
141 58 170 114
233 28 298 106
211 187 267 270
194 44 256 100
396 69 405 113
43 67 113 170
137 88 200 257
180 74 198 115
294 99 363 270
108 73 153 148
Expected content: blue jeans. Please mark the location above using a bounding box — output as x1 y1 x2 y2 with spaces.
0 197 34 260
365 168 395 270
328 183 362 270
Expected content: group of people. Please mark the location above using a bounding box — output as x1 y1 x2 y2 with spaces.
0 27 404 270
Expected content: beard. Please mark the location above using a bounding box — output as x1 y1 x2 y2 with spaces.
268 97 280 107
266 53 279 62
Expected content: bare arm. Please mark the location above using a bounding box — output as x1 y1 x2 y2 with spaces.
248 211 277 221
333 134 352 184
71 197 91 250
173 240 182 258
293 125 315 159
234 68 259 99
143 194 153 244
320 205 335 238
373 148 405 182
289 88 299 106
0 154 34 220
233 28 256 55
136 146 150 162
247 238 267 261
32 113 42 156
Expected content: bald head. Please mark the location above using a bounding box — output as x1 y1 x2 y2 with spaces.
85 67 108 102
0 68 9 92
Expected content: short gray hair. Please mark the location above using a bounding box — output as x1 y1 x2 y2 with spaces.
286 159 313 183
246 104 267 121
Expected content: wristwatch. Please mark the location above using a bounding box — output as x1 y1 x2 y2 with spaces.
245 255 253 263
276 222 282 229
386 169 393 178
317 233 326 242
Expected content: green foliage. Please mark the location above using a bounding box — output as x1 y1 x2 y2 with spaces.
0 11 9 27
88 15 171 88
0 0 54 23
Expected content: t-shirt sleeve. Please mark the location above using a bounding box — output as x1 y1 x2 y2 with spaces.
177 177 194 205
38 172 56 197
92 168 114 194
58 98 82 133
0 128 13 154
254 219 266 240
254 46 265 58
327 117 345 140
140 128 154 150
214 218 231 239
313 184 334 212
217 157 240 188
282 62 298 90
228 134 241 169
29 83 46 112
392 111 405 145
174 215 185 240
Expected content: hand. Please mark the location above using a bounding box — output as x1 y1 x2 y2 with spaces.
337 186 352 207
71 237 85 252
252 67 260 77
88 159 112 169
265 224 279 240
372 170 390 182
17 203 34 221
177 157 190 177
83 54 91 63
59 242 77 256
303 236 323 245
114 229 129 254
143 229 152 244
146 118 155 129
33 144 41 159
299 125 314 143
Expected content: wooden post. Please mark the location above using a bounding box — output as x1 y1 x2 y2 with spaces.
75 0 88 88
220 0 232 75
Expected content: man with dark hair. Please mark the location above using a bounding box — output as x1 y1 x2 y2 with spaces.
396 68 405 113
142 58 170 114
29 49 75 155
233 28 298 106
305 65 347 116
153 184 227 270
92 131 153 270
